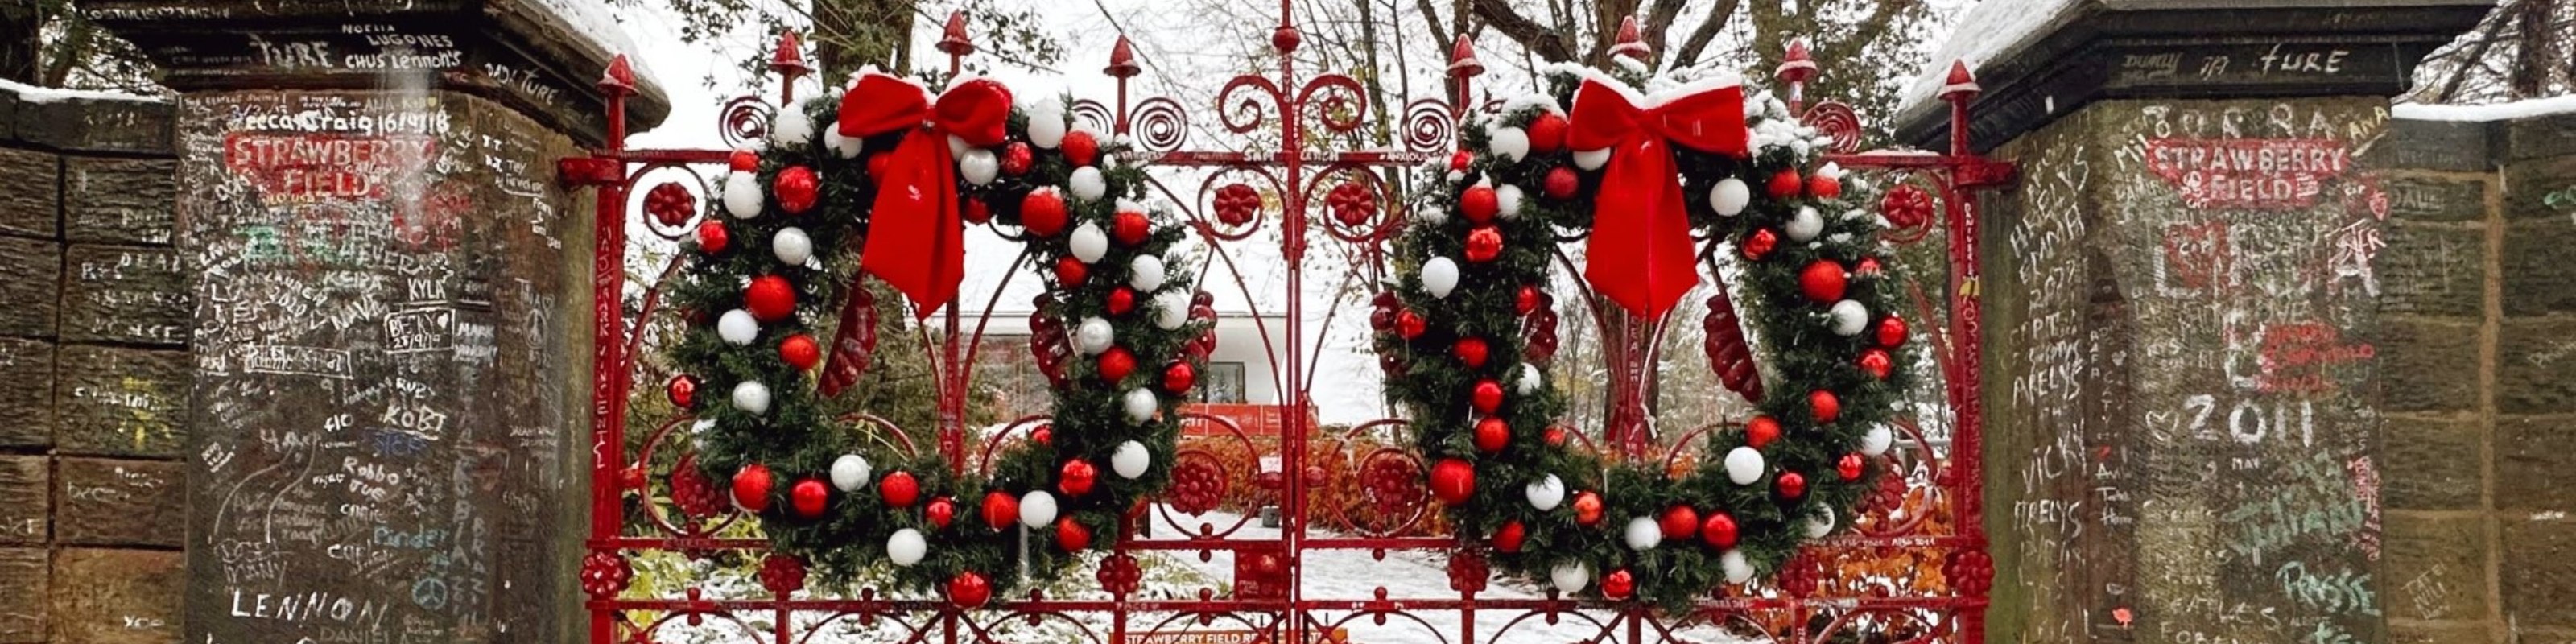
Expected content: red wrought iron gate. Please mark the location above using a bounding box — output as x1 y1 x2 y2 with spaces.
560 4 2012 642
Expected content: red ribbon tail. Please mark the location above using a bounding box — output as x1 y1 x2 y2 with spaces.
860 131 967 319
1585 138 1701 320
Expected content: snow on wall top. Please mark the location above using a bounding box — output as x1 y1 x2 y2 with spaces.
1897 0 2083 113
2392 95 2576 122
0 78 166 104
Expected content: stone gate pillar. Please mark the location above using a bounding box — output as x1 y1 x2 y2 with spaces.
1892 1 2487 642
86 2 667 642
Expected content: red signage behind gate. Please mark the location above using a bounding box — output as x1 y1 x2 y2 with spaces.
559 4 2012 642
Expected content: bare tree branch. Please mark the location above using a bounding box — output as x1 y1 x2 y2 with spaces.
1671 0 1743 69
1642 0 1689 69
1470 0 1578 61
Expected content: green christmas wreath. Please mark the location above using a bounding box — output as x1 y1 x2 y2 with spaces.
1377 63 1914 609
661 72 1209 606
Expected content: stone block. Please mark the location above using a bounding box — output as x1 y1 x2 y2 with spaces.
47 547 181 644
62 157 175 246
10 95 172 155
2380 417 2483 511
58 244 187 345
2508 111 2576 161
55 458 183 548
0 235 59 337
2503 518 2576 626
2500 317 2576 415
2389 621 2492 644
2377 317 2481 413
2381 514 2490 621
2506 155 2576 222
0 337 54 448
0 456 44 545
2374 119 2496 171
2500 217 2576 316
55 345 190 458
2498 415 2576 511
2382 175 2489 223
2378 220 2486 318
0 147 57 237
0 547 43 643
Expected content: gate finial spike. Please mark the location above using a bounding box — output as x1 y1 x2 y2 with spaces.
772 31 812 79
1608 16 1649 60
936 11 975 57
598 54 636 95
1447 34 1484 78
1775 38 1817 84
1106 35 1140 78
1939 60 1981 99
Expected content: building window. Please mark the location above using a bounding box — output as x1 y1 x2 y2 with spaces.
1196 361 1246 404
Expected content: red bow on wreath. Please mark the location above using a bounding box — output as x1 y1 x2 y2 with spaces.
837 72 1014 316
1565 76 1748 320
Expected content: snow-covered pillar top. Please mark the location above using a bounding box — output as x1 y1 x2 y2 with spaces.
1893 0 2490 151
84 0 669 146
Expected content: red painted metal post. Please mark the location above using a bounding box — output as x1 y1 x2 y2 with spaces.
1272 2 1311 642
1943 71 1994 644
585 58 635 644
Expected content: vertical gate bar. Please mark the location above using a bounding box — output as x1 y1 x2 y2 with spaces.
1942 80 1990 644
1272 1 1309 642
587 75 633 644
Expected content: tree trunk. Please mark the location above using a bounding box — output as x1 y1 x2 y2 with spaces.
813 0 919 84
0 0 38 85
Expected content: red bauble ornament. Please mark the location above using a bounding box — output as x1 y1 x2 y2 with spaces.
1055 517 1092 551
745 275 797 322
1745 415 1781 448
1525 113 1569 155
1571 491 1604 526
1430 459 1476 505
1493 520 1526 553
962 197 992 225
1516 286 1542 314
881 471 920 508
1807 174 1841 200
732 464 774 513
1113 211 1150 246
1163 361 1196 393
1839 453 1866 481
980 492 1018 530
1777 471 1808 499
1471 379 1505 413
1395 310 1427 340
1766 170 1803 199
780 333 821 370
1798 261 1848 303
775 166 819 214
1460 186 1499 223
1454 337 1490 369
667 374 700 409
1022 189 1069 237
729 149 759 171
1063 130 1100 167
1660 505 1700 540
1601 568 1634 600
1031 425 1053 445
926 497 956 529
1000 142 1034 175
1858 349 1893 379
1854 257 1885 279
1742 229 1778 260
1108 287 1137 316
1450 151 1474 172
1473 417 1509 452
1059 460 1098 497
1055 256 1088 286
1543 427 1567 448
947 571 992 609
1542 167 1579 200
1875 316 1909 348
1098 347 1137 382
696 220 731 254
790 478 829 518
1464 225 1504 262
1810 390 1842 423
1701 512 1739 548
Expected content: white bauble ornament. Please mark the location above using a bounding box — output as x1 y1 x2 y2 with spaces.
773 227 814 265
1129 254 1166 292
1710 178 1752 216
945 134 971 159
1550 562 1591 594
959 148 999 186
1070 167 1108 201
1488 126 1531 163
1624 516 1662 551
1720 550 1754 584
1496 184 1525 219
1152 292 1191 331
770 107 815 149
1829 300 1868 336
824 127 863 159
1524 474 1566 512
1724 446 1766 485
1070 223 1110 263
1415 203 1448 225
1111 440 1151 479
723 171 763 219
1018 490 1059 528
1785 206 1824 242
1421 257 1461 299
732 381 772 415
1861 425 1894 456
1027 104 1068 149
1075 317 1115 355
1573 147 1611 171
718 309 760 345
1805 507 1837 539
829 454 873 492
1122 388 1159 423
887 528 927 566
1514 363 1542 394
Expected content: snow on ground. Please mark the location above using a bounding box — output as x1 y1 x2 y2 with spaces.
2392 94 2576 122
